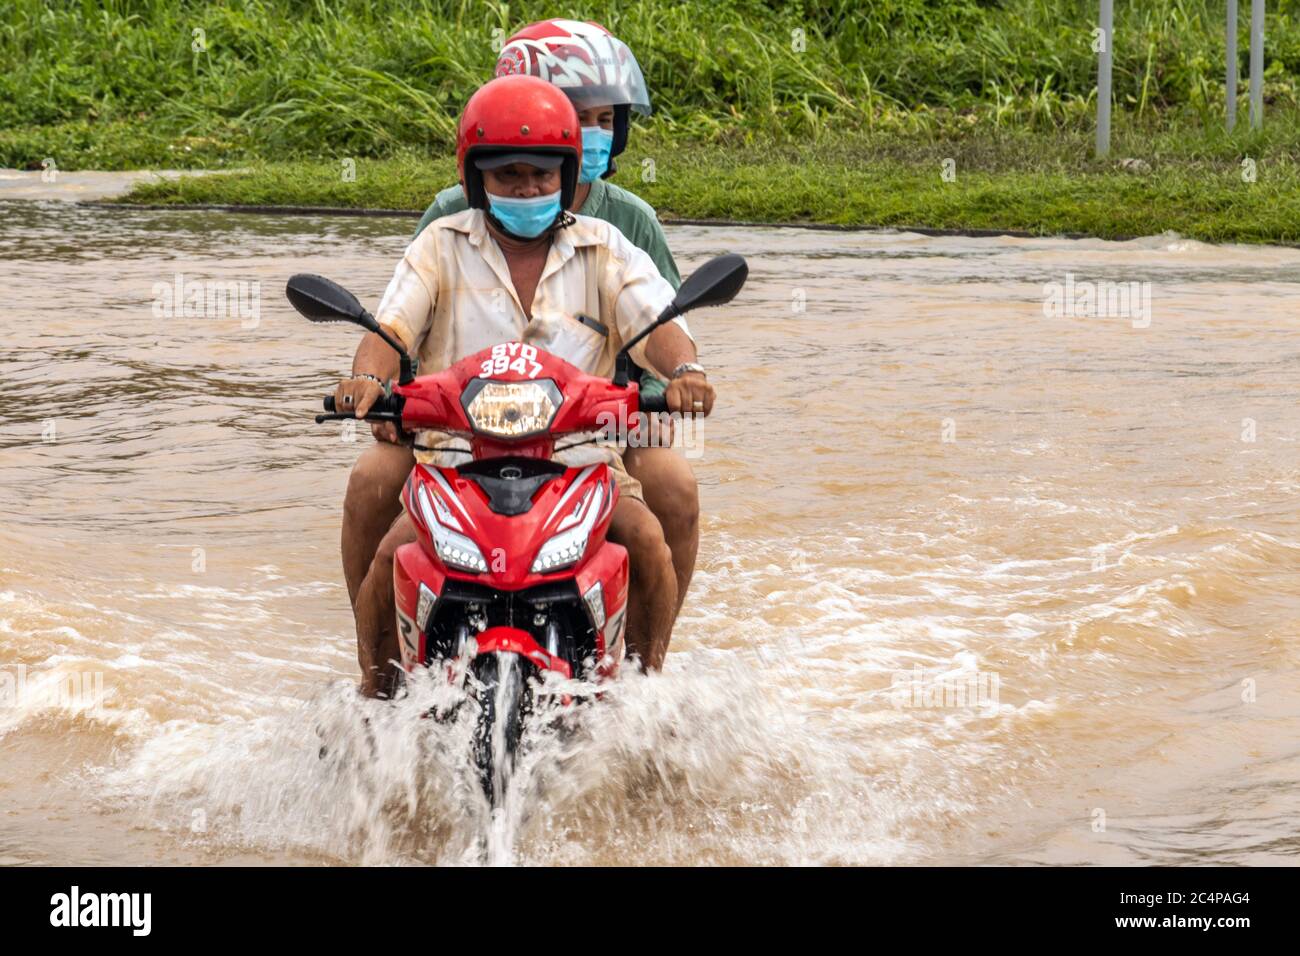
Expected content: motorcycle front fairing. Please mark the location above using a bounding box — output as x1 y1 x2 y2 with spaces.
390 342 636 681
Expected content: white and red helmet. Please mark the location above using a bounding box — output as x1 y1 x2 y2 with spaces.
495 19 651 160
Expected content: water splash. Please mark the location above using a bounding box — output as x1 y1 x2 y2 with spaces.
94 658 912 866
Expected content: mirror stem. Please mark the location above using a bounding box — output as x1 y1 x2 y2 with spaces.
613 303 680 387
365 311 416 385
613 352 631 388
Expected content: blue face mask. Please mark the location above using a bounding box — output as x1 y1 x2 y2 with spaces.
487 191 562 238
579 126 614 184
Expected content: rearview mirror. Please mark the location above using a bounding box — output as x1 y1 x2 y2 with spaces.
671 254 749 315
286 274 377 331
286 273 416 385
611 253 748 386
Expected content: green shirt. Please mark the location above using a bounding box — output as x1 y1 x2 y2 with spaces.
415 182 677 395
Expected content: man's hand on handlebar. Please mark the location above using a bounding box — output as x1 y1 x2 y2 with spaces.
334 376 403 443
663 371 714 417
334 376 386 417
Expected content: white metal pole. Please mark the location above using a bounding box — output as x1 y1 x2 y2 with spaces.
1096 0 1113 157
1226 0 1238 131
1249 0 1264 129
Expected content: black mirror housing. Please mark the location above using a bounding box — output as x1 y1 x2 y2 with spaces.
285 273 416 385
670 254 748 315
611 254 748 386
286 274 377 330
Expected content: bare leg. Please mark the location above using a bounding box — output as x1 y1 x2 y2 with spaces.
354 512 417 698
623 446 699 619
342 442 414 608
606 497 678 670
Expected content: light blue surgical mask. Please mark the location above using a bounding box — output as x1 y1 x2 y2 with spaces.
579 126 614 184
487 191 562 238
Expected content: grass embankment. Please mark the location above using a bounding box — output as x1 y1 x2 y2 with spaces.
6 0 1300 242
122 128 1300 244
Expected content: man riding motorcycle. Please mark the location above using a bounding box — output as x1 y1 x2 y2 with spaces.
341 21 706 662
339 74 713 697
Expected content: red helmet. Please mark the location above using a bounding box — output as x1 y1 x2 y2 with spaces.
495 19 651 161
456 75 582 213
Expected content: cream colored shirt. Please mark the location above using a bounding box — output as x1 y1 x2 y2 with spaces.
374 208 689 464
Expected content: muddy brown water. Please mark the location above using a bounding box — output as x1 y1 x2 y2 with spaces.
1 199 1297 865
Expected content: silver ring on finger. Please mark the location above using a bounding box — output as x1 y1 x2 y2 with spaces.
343 394 354 406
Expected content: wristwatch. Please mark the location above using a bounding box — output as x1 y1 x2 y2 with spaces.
671 362 707 380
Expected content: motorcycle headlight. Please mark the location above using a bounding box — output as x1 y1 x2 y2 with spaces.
414 483 488 573
464 379 561 439
531 482 605 574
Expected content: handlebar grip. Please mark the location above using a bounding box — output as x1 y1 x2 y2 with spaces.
315 392 402 425
639 393 669 414
325 393 400 414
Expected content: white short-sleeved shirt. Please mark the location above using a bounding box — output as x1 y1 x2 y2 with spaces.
374 208 690 464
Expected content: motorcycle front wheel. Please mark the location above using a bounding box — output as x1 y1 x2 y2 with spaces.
469 651 533 806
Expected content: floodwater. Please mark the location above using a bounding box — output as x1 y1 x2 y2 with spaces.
1 199 1297 866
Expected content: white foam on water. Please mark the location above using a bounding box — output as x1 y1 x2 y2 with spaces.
91 658 922 866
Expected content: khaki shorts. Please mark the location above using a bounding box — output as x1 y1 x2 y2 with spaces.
552 443 644 505
604 448 644 505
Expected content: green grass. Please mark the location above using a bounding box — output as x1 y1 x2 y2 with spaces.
6 0 1300 169
8 1 1300 242
118 124 1300 244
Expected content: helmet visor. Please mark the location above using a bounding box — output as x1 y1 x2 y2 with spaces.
497 31 652 116
474 151 566 171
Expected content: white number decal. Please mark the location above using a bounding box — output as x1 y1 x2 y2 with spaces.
481 342 542 378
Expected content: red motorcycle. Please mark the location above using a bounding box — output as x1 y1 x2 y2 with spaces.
287 255 746 802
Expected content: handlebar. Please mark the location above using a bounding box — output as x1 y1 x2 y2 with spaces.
314 388 671 425
639 393 668 414
315 393 404 424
